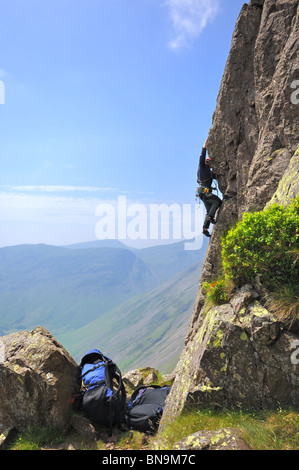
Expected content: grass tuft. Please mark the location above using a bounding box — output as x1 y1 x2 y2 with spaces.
152 407 299 450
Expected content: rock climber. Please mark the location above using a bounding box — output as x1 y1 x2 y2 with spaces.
196 138 222 238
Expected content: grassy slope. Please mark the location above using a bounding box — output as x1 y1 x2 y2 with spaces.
0 244 158 334
0 240 206 371
57 260 203 373
7 407 299 450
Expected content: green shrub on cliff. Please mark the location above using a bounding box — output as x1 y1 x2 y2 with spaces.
221 198 299 292
203 199 299 323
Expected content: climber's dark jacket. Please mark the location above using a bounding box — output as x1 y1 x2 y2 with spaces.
197 146 221 230
197 147 216 190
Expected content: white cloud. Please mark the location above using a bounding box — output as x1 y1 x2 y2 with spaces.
0 190 113 247
0 189 151 245
3 185 118 193
0 191 99 223
165 0 220 50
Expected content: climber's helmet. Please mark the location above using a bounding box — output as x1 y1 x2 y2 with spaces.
206 157 212 166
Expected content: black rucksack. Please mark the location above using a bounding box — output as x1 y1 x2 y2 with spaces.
126 385 171 433
79 349 126 435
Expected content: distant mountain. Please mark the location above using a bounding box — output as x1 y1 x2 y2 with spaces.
66 239 127 250
67 237 209 284
0 244 157 334
0 239 207 370
57 260 204 373
129 239 208 283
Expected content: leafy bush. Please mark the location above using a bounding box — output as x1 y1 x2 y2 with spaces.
221 198 299 292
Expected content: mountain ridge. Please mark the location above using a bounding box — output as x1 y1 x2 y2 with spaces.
0 243 157 334
57 259 204 373
0 239 207 370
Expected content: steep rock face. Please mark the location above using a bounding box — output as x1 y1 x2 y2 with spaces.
210 0 298 214
160 0 299 427
0 327 80 434
160 286 299 428
190 0 299 333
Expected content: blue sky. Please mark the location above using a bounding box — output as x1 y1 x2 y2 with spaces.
0 0 245 247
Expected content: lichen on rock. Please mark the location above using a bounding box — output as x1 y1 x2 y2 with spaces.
160 288 299 429
173 427 251 451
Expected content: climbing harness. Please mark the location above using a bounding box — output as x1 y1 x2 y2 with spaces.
196 185 218 202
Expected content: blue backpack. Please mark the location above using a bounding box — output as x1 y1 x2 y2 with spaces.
79 349 126 435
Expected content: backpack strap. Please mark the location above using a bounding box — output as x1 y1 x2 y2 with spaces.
103 357 114 390
113 364 127 421
102 358 127 436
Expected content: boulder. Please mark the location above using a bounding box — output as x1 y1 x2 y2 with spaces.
0 327 80 434
160 294 299 429
143 369 159 385
173 427 251 451
69 414 97 445
0 427 18 450
122 367 160 392
122 369 144 390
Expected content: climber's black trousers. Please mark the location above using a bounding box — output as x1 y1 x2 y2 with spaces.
200 193 222 229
